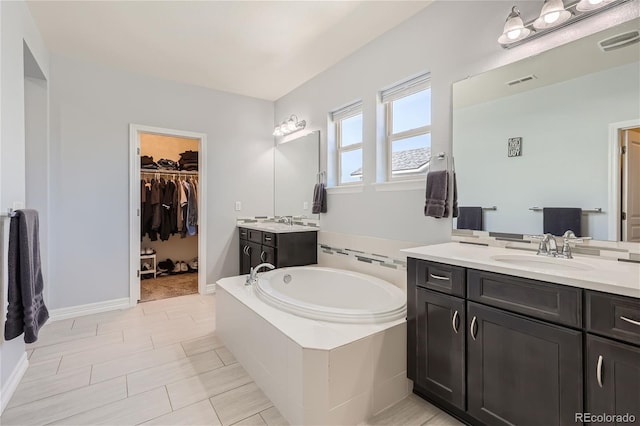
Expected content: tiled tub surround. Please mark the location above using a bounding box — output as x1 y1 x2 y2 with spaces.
403 242 640 298
317 231 422 291
216 275 409 425
452 229 640 263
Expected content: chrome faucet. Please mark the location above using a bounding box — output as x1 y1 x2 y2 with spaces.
282 216 293 226
245 263 275 286
530 231 587 259
536 233 558 257
556 230 586 259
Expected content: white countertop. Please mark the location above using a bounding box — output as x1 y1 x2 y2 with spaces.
402 242 640 299
217 275 404 350
238 222 318 233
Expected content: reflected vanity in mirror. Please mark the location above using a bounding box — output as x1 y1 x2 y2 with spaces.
453 18 640 242
274 130 320 219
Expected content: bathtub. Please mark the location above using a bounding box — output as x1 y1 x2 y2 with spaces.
255 267 407 323
216 267 409 425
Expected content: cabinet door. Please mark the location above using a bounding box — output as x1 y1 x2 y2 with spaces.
416 288 466 409
587 334 640 425
467 302 583 426
239 241 252 275
260 245 276 266
248 242 262 269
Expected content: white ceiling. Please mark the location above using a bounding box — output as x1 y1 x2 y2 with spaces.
27 1 431 101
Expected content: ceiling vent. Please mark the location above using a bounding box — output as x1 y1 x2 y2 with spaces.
506 74 537 86
598 30 640 52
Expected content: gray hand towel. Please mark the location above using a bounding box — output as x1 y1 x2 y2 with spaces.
5 209 49 343
543 208 582 237
312 183 327 214
457 206 483 231
424 170 449 218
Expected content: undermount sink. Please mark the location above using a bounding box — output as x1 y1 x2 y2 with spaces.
490 254 594 271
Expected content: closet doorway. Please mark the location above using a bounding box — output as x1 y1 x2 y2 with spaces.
129 125 207 305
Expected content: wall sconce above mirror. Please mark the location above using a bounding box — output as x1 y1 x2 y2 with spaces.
499 0 633 48
273 114 306 137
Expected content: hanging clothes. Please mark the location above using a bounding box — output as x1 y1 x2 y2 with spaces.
159 180 175 241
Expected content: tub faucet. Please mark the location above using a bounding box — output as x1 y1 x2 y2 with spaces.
245 263 275 286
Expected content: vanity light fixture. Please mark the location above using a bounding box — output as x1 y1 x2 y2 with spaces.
533 0 572 29
273 114 306 137
499 0 632 48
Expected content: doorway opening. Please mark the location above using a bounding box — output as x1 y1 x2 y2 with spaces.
609 120 640 242
129 125 207 305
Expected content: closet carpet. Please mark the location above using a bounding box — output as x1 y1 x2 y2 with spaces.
141 272 198 302
3 294 462 426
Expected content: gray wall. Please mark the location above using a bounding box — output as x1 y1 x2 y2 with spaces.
273 0 639 244
48 55 274 309
0 0 50 406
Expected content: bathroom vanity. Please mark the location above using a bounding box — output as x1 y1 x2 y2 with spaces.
404 242 640 426
238 223 317 274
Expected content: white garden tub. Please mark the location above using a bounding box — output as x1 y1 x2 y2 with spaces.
216 267 409 425
255 267 406 323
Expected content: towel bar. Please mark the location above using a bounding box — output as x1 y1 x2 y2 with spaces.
529 207 602 214
0 208 17 218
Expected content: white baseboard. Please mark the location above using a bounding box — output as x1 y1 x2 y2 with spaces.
48 298 130 322
0 352 28 414
205 283 216 294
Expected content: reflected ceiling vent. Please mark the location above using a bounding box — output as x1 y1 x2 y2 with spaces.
506 74 537 86
598 31 640 52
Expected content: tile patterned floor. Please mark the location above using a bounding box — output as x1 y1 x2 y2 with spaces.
1 294 463 426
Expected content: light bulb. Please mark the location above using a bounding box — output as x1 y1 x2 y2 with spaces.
286 118 297 131
507 29 522 40
544 11 560 23
589 0 604 4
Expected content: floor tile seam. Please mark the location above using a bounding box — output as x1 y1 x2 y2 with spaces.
89 346 190 385
5 366 94 410
126 358 229 396
4 376 126 416
56 338 157 372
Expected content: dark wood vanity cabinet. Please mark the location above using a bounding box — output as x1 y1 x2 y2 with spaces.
238 227 317 274
406 258 624 426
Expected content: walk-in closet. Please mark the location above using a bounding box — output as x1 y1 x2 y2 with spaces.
139 133 200 302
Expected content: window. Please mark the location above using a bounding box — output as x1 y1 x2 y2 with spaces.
382 73 432 180
331 102 363 185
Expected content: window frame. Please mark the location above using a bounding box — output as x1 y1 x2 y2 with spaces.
382 74 432 181
332 102 363 186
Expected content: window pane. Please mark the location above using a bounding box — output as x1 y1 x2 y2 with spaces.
391 89 431 134
340 113 363 147
340 148 363 184
391 133 431 175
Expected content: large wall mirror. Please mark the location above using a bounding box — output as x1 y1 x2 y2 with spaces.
274 130 320 219
453 18 640 242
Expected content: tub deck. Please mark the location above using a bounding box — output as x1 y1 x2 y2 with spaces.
216 274 409 425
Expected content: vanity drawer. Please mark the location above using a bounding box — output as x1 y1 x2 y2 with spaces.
467 270 582 328
415 259 465 297
248 229 262 243
262 232 276 247
586 291 640 345
239 228 248 240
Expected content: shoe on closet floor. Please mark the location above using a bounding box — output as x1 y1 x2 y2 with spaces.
180 262 188 272
188 258 198 271
172 262 182 274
